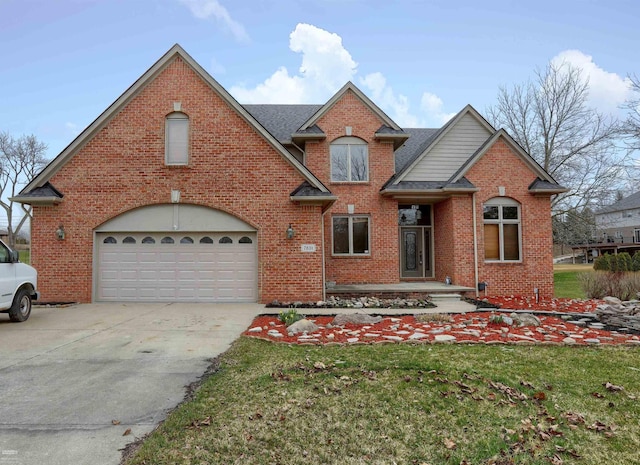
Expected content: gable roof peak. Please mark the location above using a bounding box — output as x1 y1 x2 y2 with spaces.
18 44 331 198
299 80 402 132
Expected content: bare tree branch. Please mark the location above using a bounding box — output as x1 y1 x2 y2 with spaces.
0 131 48 247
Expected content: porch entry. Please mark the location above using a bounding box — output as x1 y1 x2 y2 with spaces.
399 205 433 279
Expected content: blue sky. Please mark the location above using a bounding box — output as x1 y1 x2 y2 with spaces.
1 0 638 164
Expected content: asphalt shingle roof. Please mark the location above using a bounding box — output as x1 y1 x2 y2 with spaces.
244 104 323 143
597 191 640 214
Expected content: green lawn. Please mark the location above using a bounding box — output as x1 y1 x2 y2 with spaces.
18 249 30 264
125 338 640 465
554 264 593 299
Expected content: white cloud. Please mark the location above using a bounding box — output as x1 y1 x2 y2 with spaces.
420 92 457 125
230 23 451 128
230 23 357 104
65 122 80 135
179 0 249 43
552 50 632 114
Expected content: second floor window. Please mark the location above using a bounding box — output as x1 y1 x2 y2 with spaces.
165 112 189 165
330 137 368 182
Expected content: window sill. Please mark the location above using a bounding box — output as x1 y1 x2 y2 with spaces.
331 254 372 258
484 260 523 264
330 181 370 185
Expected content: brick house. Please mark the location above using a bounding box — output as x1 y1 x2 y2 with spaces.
13 45 566 304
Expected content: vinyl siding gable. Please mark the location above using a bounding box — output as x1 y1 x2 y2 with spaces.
402 113 492 182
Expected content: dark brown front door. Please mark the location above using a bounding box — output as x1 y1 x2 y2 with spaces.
400 227 432 278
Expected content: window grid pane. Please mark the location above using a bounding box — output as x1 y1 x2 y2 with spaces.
330 145 349 181
352 217 369 253
333 217 350 254
166 116 188 165
484 224 500 260
503 224 520 260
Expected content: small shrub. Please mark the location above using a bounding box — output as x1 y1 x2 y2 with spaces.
278 309 304 326
632 251 640 272
593 253 611 271
580 271 640 300
617 252 633 272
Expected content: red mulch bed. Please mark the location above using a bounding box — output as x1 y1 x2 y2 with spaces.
482 296 604 313
244 298 640 346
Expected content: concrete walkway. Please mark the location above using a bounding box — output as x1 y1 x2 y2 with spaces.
0 303 262 465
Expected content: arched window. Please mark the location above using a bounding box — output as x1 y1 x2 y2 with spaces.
199 236 214 244
219 236 233 244
123 236 136 244
161 236 175 244
142 236 156 244
165 112 189 165
330 136 368 182
239 236 253 244
483 197 521 262
180 236 194 244
103 236 117 244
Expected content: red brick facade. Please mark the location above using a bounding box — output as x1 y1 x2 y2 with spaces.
26 48 558 304
31 57 324 303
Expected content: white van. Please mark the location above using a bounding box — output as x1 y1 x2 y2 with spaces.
0 239 39 322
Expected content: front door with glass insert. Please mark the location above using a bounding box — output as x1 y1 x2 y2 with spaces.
399 205 433 279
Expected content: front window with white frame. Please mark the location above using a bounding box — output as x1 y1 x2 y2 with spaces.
165 112 189 165
483 197 521 262
332 216 370 255
330 136 368 182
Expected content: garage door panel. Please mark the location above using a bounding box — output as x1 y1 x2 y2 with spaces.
97 232 257 302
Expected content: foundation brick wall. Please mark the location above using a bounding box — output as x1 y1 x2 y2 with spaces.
305 90 400 285
31 57 325 304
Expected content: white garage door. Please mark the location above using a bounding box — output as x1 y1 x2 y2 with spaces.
96 232 257 302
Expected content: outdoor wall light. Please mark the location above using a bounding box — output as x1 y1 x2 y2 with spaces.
286 224 295 239
56 225 65 240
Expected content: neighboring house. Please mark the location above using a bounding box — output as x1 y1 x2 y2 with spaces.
595 192 640 245
0 229 8 242
12 45 566 304
572 191 640 260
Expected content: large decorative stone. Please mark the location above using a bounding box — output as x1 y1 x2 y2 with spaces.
510 313 541 327
331 313 382 326
287 319 319 335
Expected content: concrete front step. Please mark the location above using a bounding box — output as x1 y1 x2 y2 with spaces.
429 293 463 302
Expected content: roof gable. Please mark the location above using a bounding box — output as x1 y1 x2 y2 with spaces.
450 129 558 185
299 82 402 132
21 45 330 196
395 105 494 183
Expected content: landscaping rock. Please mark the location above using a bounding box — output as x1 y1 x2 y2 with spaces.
434 334 456 343
287 319 320 335
267 329 283 338
248 326 262 333
510 313 541 327
596 298 640 331
332 313 382 326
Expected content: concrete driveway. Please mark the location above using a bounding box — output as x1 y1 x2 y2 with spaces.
0 302 262 465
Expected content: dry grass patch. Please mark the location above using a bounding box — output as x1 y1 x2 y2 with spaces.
125 338 640 465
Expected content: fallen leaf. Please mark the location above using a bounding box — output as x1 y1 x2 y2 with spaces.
444 438 456 449
550 454 563 464
592 392 605 398
533 391 546 401
123 428 132 436
604 382 624 392
111 419 121 425
314 361 326 370
520 380 535 389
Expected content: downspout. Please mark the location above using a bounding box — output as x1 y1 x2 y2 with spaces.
321 209 327 302
472 192 480 298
